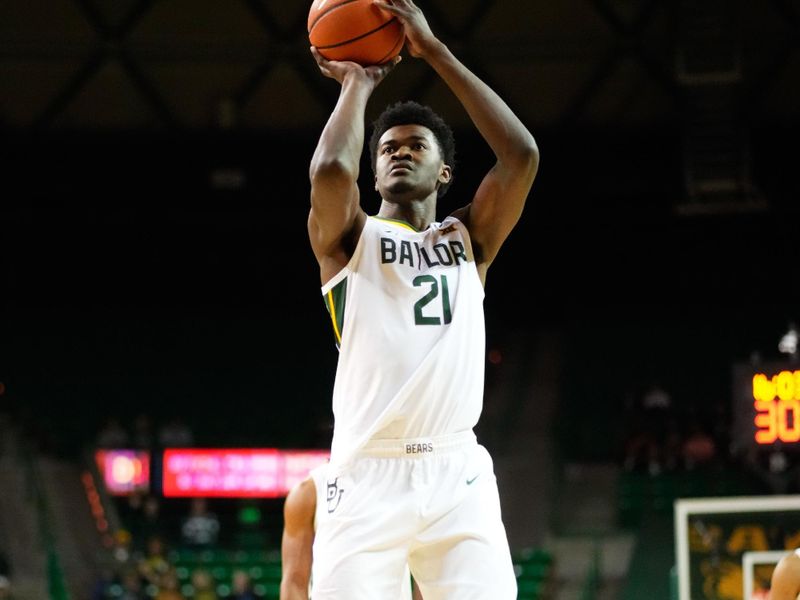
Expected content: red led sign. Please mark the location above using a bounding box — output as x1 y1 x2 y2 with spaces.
162 448 330 498
95 449 151 496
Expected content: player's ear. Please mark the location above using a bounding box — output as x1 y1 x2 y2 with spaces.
374 175 379 191
438 164 452 185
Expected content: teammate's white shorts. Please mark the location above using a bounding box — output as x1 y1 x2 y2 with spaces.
311 430 517 600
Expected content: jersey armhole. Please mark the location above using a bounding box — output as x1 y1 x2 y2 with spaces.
320 217 374 295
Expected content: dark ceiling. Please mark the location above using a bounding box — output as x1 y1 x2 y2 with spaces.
3 0 799 306
3 0 800 321
3 0 799 218
1 0 798 133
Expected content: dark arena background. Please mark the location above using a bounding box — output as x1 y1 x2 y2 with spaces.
1 2 800 600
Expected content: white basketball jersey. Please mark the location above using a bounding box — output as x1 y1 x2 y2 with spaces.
320 215 486 469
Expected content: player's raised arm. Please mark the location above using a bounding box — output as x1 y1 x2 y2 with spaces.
308 48 400 284
375 0 539 273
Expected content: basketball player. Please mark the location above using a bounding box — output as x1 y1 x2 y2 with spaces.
307 0 538 598
771 548 800 600
279 464 421 600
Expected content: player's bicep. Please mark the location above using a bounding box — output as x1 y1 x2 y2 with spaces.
308 164 363 257
463 154 538 266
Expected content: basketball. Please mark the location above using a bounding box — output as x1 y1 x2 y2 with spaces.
308 0 405 66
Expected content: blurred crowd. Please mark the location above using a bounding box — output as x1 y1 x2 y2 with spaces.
620 379 800 494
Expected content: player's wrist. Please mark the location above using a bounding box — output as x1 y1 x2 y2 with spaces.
415 38 449 63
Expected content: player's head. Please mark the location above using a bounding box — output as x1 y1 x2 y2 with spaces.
369 101 456 199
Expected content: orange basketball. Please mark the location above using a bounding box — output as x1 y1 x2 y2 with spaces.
308 0 404 66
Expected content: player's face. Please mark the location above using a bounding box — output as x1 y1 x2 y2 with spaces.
375 124 451 200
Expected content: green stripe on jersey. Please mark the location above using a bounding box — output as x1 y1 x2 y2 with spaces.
324 278 347 347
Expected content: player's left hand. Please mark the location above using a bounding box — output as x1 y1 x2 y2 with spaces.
373 0 438 59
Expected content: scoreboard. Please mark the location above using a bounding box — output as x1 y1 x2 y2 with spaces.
732 360 800 449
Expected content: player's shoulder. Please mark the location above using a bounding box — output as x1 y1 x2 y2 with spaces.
285 476 317 515
288 465 327 504
444 207 467 226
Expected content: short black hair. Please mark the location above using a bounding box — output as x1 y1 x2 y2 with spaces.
368 100 456 198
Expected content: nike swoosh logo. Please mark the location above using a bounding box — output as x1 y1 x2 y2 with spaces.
466 474 480 485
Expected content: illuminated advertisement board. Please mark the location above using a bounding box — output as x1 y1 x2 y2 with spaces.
161 448 330 498
95 449 151 495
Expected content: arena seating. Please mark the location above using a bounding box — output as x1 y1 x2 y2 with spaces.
145 545 556 599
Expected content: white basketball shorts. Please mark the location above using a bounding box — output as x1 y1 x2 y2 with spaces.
311 430 517 600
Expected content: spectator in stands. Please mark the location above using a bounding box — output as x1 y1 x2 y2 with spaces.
640 380 673 443
741 446 799 495
682 418 717 470
131 495 163 554
621 418 660 475
622 379 677 476
119 491 145 547
230 569 257 600
138 535 172 590
89 565 116 600
641 380 672 412
119 567 146 600
764 447 800 494
190 568 218 600
154 568 185 600
660 416 684 472
709 399 732 464
111 529 137 573
181 498 220 549
96 416 130 448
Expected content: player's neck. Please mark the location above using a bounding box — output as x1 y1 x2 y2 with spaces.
377 197 437 232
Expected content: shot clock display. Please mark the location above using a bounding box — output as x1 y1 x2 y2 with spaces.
732 360 800 448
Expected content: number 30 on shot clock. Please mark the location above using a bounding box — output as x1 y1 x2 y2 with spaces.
752 370 800 444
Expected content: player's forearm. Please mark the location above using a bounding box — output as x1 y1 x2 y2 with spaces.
279 579 310 600
422 41 537 164
310 74 374 180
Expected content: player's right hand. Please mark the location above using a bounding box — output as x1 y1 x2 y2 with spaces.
373 0 437 59
310 46 401 87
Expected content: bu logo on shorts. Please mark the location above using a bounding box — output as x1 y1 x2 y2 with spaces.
326 477 344 513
